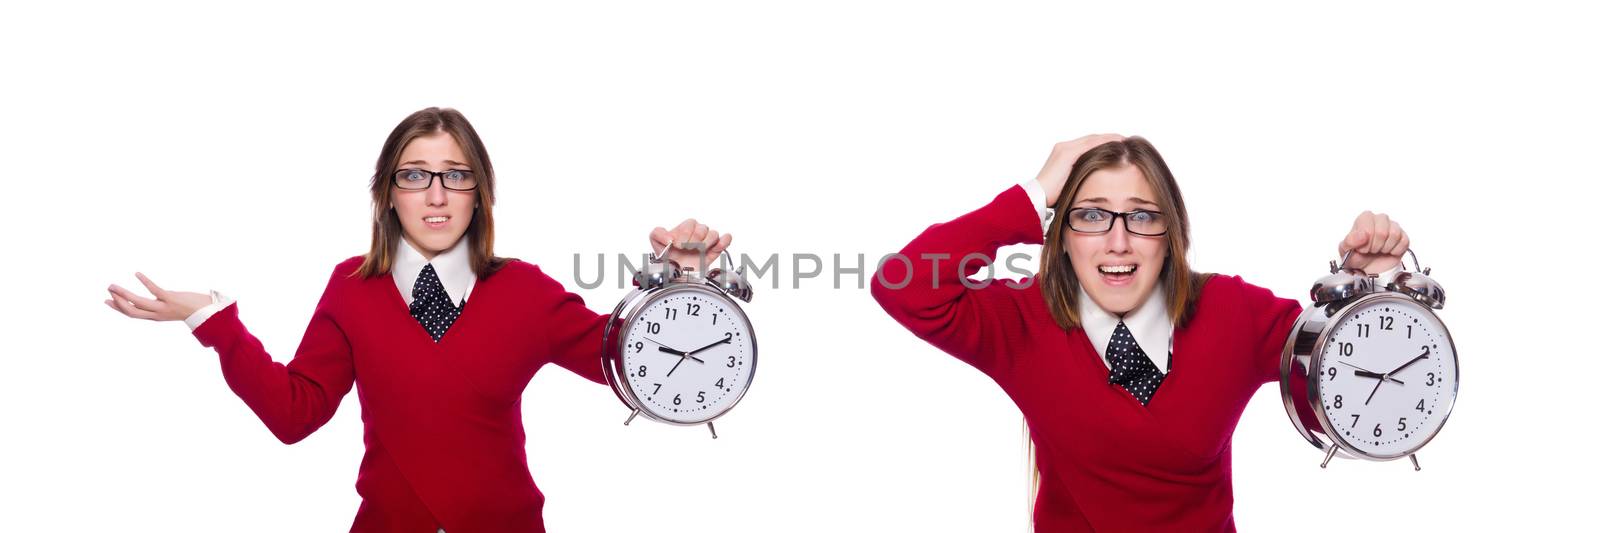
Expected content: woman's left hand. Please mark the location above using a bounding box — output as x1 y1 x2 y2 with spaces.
1338 211 1410 274
651 218 734 272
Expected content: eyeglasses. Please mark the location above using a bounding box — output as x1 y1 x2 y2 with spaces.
393 168 478 191
1064 208 1169 236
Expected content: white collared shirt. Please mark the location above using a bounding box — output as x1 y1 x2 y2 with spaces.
183 236 477 329
391 236 476 308
1077 284 1173 371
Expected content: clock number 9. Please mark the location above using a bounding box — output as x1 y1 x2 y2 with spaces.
632 341 644 353
1327 367 1338 381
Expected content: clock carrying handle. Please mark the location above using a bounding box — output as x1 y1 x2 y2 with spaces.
654 237 735 269
1335 248 1425 275
653 237 673 262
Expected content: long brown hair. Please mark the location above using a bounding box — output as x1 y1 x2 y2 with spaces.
1037 136 1210 331
355 107 512 279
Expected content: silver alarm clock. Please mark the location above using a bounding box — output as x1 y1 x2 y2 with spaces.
602 244 757 438
1280 249 1458 469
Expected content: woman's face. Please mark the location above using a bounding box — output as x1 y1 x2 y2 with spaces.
1064 164 1168 315
392 132 476 260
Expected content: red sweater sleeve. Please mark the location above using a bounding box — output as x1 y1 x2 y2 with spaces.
1234 275 1307 384
191 268 356 445
526 264 609 384
871 185 1046 376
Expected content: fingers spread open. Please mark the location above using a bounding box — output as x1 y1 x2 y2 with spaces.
109 284 161 311
108 291 157 320
135 272 167 299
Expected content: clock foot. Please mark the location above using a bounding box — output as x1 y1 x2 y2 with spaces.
624 409 640 426
707 421 719 439
1320 444 1340 468
1409 454 1421 471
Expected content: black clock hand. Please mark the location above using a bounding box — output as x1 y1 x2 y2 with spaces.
1385 351 1431 376
644 337 685 355
1338 361 1382 375
667 354 687 377
1340 364 1405 385
1364 379 1383 406
685 337 732 357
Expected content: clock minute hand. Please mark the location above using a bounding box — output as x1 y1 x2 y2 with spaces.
1385 351 1432 376
685 337 733 357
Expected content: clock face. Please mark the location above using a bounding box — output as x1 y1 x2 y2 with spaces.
619 287 755 424
1316 297 1457 457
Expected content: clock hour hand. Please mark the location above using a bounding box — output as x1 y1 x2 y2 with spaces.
643 337 682 354
657 346 705 364
1338 361 1405 385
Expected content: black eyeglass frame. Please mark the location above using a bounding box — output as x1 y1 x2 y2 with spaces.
392 168 479 191
1064 207 1170 237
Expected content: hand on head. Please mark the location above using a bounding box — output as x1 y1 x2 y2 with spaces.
1035 133 1126 207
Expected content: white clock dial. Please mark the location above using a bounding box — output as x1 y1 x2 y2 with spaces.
1317 298 1457 457
620 288 754 424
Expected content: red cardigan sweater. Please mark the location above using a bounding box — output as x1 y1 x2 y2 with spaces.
871 186 1304 532
191 256 608 532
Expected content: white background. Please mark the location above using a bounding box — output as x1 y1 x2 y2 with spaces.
3 1 1595 531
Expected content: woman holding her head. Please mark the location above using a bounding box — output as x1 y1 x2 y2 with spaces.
103 107 732 532
872 135 1409 531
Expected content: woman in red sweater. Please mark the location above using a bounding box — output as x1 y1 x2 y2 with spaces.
871 135 1411 531
102 107 732 532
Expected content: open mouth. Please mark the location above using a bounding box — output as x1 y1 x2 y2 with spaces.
1098 264 1137 285
423 215 450 228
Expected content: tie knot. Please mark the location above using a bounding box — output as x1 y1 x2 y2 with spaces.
413 263 450 304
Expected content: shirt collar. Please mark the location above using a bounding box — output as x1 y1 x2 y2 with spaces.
393 236 475 307
1078 283 1173 370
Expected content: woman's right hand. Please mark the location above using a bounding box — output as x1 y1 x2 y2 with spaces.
105 273 211 322
1033 133 1125 207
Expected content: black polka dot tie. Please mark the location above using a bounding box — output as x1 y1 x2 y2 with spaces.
1106 321 1165 406
409 263 463 342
